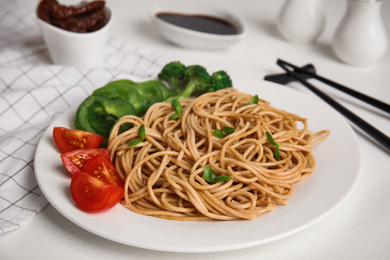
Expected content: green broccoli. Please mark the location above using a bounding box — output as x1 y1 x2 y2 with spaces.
166 65 212 101
158 61 186 93
210 70 233 92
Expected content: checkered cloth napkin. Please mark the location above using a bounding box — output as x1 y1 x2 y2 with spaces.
0 0 170 233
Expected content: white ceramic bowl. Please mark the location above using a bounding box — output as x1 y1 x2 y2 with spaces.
35 6 113 68
149 5 245 50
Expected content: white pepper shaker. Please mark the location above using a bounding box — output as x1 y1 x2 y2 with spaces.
332 0 388 66
277 0 325 44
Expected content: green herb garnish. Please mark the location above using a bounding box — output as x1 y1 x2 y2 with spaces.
214 126 235 138
222 126 235 135
244 95 259 105
169 99 182 120
138 124 145 141
128 139 142 147
203 165 231 184
251 95 259 104
128 124 145 146
214 129 224 138
266 131 282 161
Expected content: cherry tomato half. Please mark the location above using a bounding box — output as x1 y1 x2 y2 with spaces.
83 154 124 187
53 127 104 153
61 148 110 175
70 171 124 212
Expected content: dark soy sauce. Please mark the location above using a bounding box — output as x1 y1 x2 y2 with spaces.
156 12 239 35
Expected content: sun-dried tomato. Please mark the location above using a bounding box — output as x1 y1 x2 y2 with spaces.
37 0 107 33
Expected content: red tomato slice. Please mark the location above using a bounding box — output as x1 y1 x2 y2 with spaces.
83 154 124 187
53 127 104 153
70 171 124 212
61 148 110 175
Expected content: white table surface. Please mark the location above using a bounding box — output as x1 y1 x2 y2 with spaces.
1 0 390 259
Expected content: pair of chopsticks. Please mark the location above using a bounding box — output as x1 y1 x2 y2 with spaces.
264 59 390 152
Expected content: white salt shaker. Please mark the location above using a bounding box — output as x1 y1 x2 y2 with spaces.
277 0 325 44
332 0 388 66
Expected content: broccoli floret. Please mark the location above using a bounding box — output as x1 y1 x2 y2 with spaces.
167 65 211 101
158 62 233 102
209 70 233 92
183 65 212 95
158 61 186 93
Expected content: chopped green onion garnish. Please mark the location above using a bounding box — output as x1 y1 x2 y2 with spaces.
266 131 281 161
128 139 142 147
203 165 231 184
266 131 277 146
214 126 235 138
128 124 145 146
203 166 214 183
138 124 145 141
169 113 181 120
214 129 224 138
275 146 280 161
213 175 232 183
251 95 259 104
222 126 235 135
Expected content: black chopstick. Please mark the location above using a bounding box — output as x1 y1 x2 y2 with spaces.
277 59 390 114
264 64 316 85
277 61 390 152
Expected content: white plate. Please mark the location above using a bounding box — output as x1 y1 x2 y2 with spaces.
149 5 245 50
34 78 361 253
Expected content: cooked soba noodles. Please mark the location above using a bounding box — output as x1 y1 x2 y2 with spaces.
108 88 329 221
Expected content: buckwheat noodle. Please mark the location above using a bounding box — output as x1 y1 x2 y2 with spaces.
108 88 329 221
